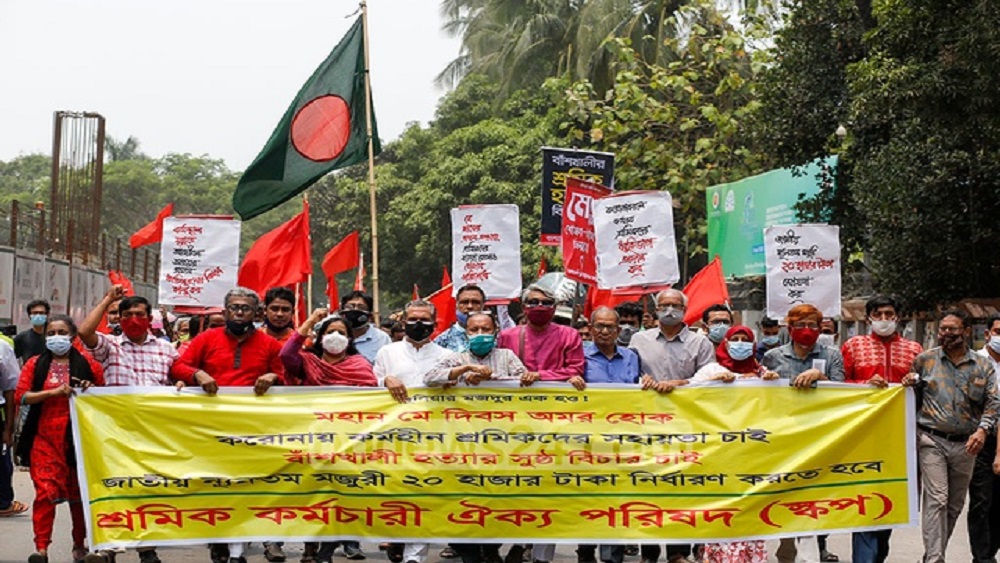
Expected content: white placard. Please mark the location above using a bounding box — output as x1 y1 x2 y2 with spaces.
45 259 70 316
765 224 841 319
13 252 44 328
158 218 241 306
593 191 680 290
451 205 522 300
0 248 14 323
69 265 88 320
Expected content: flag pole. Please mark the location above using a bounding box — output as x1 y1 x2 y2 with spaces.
303 193 313 315
360 1 381 321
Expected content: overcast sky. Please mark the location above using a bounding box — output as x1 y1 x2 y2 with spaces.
0 0 461 171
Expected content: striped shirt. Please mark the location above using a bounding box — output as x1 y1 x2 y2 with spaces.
424 348 527 386
88 332 182 387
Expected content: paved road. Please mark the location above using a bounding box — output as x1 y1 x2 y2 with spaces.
0 471 972 563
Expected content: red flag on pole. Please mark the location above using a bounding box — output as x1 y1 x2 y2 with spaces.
108 270 135 296
426 283 456 339
322 231 360 307
129 203 174 248
682 256 730 326
441 266 451 289
537 256 548 280
238 201 313 297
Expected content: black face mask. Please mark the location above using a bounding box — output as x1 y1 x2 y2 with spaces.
341 309 370 330
226 319 254 337
404 320 435 342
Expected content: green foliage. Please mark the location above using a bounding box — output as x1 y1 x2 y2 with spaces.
0 154 50 207
754 0 1000 308
556 1 764 277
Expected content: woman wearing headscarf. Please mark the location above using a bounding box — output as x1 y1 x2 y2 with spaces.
278 308 376 563
692 325 778 383
15 314 103 563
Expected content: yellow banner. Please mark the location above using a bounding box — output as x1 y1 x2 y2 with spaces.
71 383 917 548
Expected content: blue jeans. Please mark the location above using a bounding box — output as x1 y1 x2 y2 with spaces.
851 530 891 563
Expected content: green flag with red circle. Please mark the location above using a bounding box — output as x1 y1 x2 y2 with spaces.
233 16 380 220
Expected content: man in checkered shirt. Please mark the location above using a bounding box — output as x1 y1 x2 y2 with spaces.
78 285 186 563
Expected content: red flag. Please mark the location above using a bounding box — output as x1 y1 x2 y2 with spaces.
412 284 420 301
682 256 730 326
322 231 360 307
296 283 308 326
238 201 313 297
354 252 366 292
108 270 135 296
562 178 611 284
129 203 174 249
426 283 456 339
584 286 641 318
441 266 451 289
537 256 548 280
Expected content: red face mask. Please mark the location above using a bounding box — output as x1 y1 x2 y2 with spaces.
525 306 555 326
790 327 820 348
120 316 150 340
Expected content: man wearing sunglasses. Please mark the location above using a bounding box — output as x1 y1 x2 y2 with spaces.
174 287 286 563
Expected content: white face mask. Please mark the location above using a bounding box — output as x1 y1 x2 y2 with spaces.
816 333 836 347
321 332 350 355
988 336 1000 355
871 319 897 337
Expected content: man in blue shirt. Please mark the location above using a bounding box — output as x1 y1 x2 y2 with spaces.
434 285 486 353
583 307 640 384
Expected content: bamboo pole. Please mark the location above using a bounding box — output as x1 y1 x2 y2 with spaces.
361 1 381 321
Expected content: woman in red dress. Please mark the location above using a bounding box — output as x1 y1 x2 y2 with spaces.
15 314 103 563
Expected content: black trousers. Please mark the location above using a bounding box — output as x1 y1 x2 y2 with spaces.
969 435 1000 563
577 545 624 563
640 544 691 561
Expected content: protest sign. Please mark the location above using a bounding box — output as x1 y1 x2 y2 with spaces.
562 178 611 285
451 205 521 300
158 218 241 306
73 384 916 548
540 148 614 246
707 157 835 277
765 224 841 319
593 191 680 290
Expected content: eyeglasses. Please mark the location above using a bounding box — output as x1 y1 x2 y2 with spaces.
791 322 820 329
524 299 555 307
938 327 964 334
591 324 617 333
226 304 255 314
343 303 368 311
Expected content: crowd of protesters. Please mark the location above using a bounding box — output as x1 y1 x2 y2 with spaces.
0 282 995 563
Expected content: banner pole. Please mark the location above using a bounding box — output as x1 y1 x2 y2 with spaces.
361 1 381 321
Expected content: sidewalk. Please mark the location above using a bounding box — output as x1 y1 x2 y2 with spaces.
0 471 967 563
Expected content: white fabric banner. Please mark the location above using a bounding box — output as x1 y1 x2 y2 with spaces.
593 191 680 290
451 205 522 300
765 224 841 319
159 218 241 306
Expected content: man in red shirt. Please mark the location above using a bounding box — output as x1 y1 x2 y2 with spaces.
174 287 284 563
840 294 922 563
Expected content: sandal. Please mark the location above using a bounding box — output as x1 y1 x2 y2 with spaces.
0 500 28 516
820 551 839 562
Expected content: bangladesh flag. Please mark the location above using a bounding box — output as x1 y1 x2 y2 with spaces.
233 16 380 220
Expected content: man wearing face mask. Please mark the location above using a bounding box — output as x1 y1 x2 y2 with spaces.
102 296 123 336
373 299 448 563
435 285 486 353
78 285 186 563
967 314 1000 563
614 302 643 346
262 286 296 343
818 317 839 348
341 291 391 364
755 317 782 361
838 295 922 563
702 304 734 346
14 299 50 363
174 287 284 563
903 309 999 563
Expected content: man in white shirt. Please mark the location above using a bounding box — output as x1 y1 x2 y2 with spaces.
0 339 24 517
373 299 449 563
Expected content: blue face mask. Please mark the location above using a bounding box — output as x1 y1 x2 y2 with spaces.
46 335 73 356
727 340 754 361
468 334 496 357
761 335 780 346
30 314 47 327
455 311 469 327
708 322 731 344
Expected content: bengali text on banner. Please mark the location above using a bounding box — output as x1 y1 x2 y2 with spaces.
71 383 917 549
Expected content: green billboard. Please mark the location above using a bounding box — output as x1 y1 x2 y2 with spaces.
706 156 837 278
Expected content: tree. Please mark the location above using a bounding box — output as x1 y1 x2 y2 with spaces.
556 1 764 280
